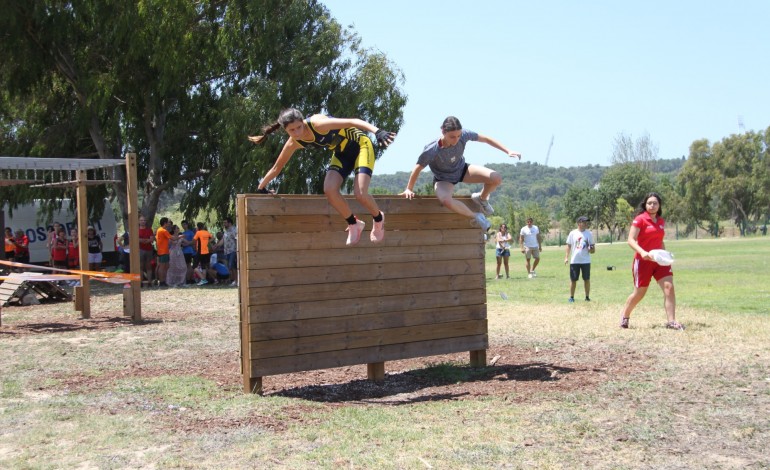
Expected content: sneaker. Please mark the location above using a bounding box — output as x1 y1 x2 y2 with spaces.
620 317 629 329
471 192 494 215
585 297 591 302
370 212 385 243
528 273 533 279
346 219 365 246
531 271 537 278
471 212 492 232
496 274 503 279
665 321 685 331
568 297 574 303
196 279 208 286
230 281 237 287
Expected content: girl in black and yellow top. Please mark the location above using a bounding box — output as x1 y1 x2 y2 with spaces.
249 108 395 246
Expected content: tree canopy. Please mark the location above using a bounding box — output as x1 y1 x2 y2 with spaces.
1 0 407 226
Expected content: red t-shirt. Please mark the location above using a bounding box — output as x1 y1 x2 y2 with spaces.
631 212 665 258
139 227 154 251
14 236 29 256
52 238 68 262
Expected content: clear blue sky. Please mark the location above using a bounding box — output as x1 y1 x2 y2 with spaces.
321 0 770 176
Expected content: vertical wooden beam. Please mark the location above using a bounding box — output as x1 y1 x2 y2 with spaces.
237 195 254 393
125 153 141 321
367 362 386 383
469 350 487 367
75 170 90 319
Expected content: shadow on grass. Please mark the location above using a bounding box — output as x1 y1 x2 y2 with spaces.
0 316 164 335
270 362 578 404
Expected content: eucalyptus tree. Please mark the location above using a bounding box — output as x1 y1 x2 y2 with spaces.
0 0 406 226
679 129 770 235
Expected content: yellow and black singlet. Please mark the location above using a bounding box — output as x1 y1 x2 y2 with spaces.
295 118 375 176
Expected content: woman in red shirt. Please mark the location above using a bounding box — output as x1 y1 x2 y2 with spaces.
619 192 683 330
51 229 69 269
67 227 79 269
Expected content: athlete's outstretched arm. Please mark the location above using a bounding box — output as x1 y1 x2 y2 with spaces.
400 164 426 200
310 115 396 147
257 139 302 191
477 134 521 159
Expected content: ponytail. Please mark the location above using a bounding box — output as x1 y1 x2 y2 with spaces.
249 122 281 145
248 108 304 144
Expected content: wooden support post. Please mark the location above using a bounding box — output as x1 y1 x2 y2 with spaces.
125 153 141 320
249 377 263 395
367 362 386 383
237 195 253 393
469 350 487 367
75 170 90 319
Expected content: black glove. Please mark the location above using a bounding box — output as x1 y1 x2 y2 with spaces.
375 129 394 147
256 188 269 194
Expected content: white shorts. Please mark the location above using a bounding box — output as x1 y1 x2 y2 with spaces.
88 253 103 265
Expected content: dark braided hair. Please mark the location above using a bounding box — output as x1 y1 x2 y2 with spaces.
249 108 304 144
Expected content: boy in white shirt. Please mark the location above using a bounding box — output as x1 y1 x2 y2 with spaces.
564 216 595 302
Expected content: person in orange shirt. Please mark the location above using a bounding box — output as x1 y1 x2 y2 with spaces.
4 227 15 262
192 222 213 270
155 217 174 286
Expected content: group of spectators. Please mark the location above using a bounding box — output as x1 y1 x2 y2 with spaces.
4 227 30 266
3 223 103 272
119 216 237 288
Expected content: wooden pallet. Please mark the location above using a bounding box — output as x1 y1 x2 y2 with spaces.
0 273 72 307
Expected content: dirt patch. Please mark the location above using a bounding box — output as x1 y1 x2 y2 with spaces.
3 295 650 434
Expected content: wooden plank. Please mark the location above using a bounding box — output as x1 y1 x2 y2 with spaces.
247 274 484 306
249 288 487 322
247 258 484 288
250 304 487 340
245 228 483 252
250 319 487 359
237 195 254 394
244 212 474 234
251 334 489 377
248 243 483 270
245 195 477 217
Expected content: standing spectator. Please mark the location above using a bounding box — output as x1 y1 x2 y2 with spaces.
212 231 225 259
116 231 130 273
519 218 543 278
192 222 213 269
4 227 15 262
67 227 80 269
86 226 103 271
400 116 521 232
222 216 238 285
46 222 62 265
564 216 595 302
13 229 30 269
166 225 188 287
51 228 69 269
155 217 173 287
180 220 196 283
138 216 156 286
620 192 684 330
495 224 512 279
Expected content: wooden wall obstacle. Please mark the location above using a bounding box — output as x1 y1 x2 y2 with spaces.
236 195 488 394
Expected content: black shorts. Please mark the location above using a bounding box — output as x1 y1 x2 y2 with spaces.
433 163 469 185
569 263 591 282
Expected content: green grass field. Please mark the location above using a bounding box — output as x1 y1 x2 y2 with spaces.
486 237 770 315
0 237 768 469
